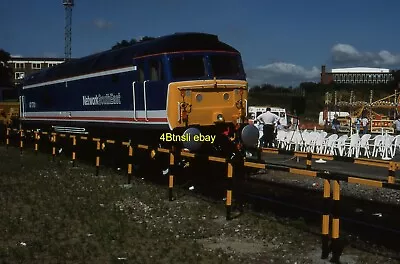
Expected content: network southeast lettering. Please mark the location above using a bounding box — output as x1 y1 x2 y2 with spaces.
82 93 122 106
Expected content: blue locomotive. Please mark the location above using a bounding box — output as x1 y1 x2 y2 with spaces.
20 33 253 151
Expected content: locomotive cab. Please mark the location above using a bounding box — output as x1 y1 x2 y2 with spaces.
159 52 248 151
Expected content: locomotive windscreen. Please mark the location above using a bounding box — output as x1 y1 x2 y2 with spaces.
170 55 206 79
169 52 245 80
209 54 244 78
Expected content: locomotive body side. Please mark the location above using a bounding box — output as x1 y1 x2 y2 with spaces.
21 64 169 134
20 33 249 151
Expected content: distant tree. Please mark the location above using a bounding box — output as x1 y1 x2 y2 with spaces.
299 82 319 94
249 85 261 93
0 49 12 87
140 36 156 42
389 69 400 88
111 39 136 50
111 36 156 50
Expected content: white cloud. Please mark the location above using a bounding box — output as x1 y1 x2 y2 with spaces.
331 43 400 67
93 19 113 29
246 43 400 87
11 54 22 58
246 62 320 87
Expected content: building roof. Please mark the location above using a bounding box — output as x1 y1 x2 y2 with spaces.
331 67 390 73
8 57 66 63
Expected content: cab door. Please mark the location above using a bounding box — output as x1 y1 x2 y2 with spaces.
145 57 166 112
133 56 166 121
133 59 146 121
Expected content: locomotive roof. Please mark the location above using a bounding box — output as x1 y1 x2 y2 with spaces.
24 32 239 86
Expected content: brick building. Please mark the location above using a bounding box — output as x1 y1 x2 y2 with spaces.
7 56 65 85
320 65 394 85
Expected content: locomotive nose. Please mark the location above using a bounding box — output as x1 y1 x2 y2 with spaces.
241 124 260 148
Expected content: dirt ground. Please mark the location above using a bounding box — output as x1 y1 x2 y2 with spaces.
1 145 399 264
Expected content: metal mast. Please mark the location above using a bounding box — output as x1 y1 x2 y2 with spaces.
63 0 74 61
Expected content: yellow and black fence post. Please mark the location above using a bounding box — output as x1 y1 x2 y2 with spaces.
6 127 10 150
321 179 331 259
127 144 133 184
330 180 343 263
72 136 77 167
168 149 175 201
226 161 233 220
388 161 395 184
34 131 39 155
306 152 312 170
51 133 57 161
95 139 101 176
19 129 24 155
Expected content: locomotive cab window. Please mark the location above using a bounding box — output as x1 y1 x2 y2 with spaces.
170 55 206 79
209 54 243 78
149 59 163 81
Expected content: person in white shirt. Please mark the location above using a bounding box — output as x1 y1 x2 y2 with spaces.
355 118 361 134
256 108 280 148
394 117 400 134
361 116 369 134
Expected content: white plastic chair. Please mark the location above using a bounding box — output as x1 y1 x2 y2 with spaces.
371 135 384 158
381 134 395 159
276 130 287 149
306 132 320 152
333 135 348 156
301 133 313 152
283 131 295 150
288 131 303 151
313 133 327 154
390 135 400 158
358 134 371 158
345 133 360 157
324 134 339 155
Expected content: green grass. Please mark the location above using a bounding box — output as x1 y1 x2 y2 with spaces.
0 147 238 264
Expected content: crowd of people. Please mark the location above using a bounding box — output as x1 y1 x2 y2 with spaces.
329 115 400 135
330 115 370 134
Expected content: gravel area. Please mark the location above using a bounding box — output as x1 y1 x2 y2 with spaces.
250 166 400 206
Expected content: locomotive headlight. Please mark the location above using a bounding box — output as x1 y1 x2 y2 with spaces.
217 114 224 122
196 94 202 102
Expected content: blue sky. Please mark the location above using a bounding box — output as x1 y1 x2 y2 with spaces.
1 0 399 87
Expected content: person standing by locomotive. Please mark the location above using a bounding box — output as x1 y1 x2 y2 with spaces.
256 107 279 148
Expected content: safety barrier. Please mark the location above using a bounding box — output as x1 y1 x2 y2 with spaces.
261 147 400 184
2 127 400 263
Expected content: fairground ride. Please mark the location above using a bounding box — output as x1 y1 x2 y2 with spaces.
324 89 400 134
